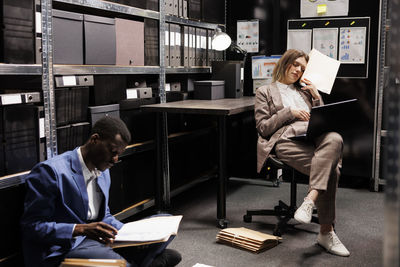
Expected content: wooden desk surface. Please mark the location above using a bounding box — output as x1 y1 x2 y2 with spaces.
141 96 255 116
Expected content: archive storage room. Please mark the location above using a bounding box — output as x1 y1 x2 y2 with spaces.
0 0 399 266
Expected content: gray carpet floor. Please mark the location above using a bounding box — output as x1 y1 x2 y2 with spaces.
166 178 384 267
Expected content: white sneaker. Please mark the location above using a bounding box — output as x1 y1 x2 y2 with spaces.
294 198 314 224
317 231 350 257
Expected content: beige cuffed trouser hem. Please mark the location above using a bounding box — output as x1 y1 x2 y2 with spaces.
275 131 343 225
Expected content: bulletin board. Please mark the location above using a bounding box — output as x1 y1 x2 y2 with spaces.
287 17 370 78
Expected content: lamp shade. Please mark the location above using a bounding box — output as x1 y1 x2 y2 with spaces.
212 28 232 51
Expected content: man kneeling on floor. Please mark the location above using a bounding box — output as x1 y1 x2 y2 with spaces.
20 116 181 267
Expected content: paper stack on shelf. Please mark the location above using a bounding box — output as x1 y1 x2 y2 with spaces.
216 227 281 253
111 215 183 248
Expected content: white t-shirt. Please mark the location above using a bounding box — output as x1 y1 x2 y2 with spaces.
277 81 310 112
77 147 103 220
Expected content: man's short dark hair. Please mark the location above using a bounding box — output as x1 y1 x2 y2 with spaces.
91 116 131 144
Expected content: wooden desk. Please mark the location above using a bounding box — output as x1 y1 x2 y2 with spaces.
142 97 255 228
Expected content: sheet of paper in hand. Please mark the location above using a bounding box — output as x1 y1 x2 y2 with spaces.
302 48 341 95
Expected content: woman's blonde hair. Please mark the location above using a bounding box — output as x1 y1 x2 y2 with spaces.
272 49 309 83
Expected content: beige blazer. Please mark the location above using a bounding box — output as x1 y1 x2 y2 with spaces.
255 82 322 172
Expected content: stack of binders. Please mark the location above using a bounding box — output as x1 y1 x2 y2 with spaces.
216 227 281 253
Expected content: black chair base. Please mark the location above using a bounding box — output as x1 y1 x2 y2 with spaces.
243 155 319 236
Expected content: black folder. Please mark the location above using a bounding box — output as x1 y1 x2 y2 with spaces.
144 19 159 66
1 0 35 63
188 0 201 20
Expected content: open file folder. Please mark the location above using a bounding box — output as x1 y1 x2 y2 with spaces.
216 227 282 253
111 215 183 248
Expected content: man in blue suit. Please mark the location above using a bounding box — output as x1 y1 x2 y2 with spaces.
21 116 181 267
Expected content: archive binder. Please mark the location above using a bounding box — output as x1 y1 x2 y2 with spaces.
165 0 174 15
173 0 179 16
170 24 182 67
195 28 201 66
84 14 116 65
115 18 144 66
207 29 215 65
2 105 45 175
1 0 35 63
183 26 190 66
55 75 93 126
165 23 171 66
57 122 91 154
92 75 126 105
183 0 188 18
144 19 159 66
146 0 159 11
178 0 183 17
53 9 84 64
200 28 207 66
188 0 201 20
188 27 195 66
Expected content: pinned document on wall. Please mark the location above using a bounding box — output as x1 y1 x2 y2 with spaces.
287 29 312 54
339 27 367 64
251 55 281 80
252 55 281 93
237 20 259 53
302 48 340 95
301 0 348 18
312 28 338 59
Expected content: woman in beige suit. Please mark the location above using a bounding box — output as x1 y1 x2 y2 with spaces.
255 49 349 257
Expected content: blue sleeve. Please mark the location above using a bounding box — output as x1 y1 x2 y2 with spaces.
20 163 75 246
102 206 124 230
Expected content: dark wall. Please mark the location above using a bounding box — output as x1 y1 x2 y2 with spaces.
227 0 381 179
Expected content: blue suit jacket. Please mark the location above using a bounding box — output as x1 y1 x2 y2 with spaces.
20 148 123 267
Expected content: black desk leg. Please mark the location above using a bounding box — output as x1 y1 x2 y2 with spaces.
156 112 171 212
217 115 228 228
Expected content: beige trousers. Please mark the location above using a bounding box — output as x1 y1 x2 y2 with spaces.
274 127 343 225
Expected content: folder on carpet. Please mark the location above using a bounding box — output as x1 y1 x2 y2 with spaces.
216 227 281 253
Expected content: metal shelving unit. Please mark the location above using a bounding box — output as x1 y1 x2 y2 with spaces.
54 65 161 75
54 0 160 19
0 0 222 188
165 66 211 73
372 0 389 191
53 65 211 75
0 64 42 75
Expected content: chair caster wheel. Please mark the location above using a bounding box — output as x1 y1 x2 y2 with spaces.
272 179 280 187
217 219 228 229
243 214 252 223
274 205 282 213
273 229 282 237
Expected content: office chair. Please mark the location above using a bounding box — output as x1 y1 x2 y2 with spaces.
243 154 318 236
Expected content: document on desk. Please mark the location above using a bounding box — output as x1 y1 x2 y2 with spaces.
112 215 183 248
302 48 341 95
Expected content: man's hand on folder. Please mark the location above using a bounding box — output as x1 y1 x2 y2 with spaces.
74 222 118 245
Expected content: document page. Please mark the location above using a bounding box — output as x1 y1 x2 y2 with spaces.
302 48 341 95
114 215 183 243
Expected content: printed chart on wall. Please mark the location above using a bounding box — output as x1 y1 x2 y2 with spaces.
237 20 259 53
287 17 370 78
287 29 312 54
339 27 366 64
252 55 281 93
313 28 338 59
